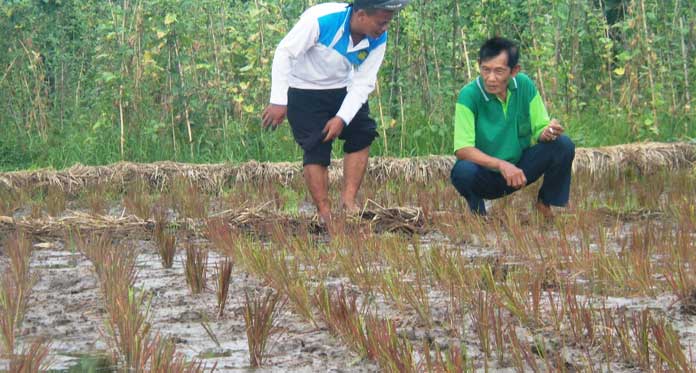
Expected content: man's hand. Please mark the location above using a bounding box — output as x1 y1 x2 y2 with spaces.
322 116 345 142
498 160 527 189
539 118 564 142
261 104 287 129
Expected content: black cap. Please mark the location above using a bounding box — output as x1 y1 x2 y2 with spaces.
354 0 410 11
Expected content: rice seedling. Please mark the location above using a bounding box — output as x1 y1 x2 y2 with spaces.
80 182 110 215
562 281 597 347
7 337 51 373
364 316 416 373
122 178 154 219
4 232 32 287
243 289 285 368
103 286 153 370
28 201 43 220
263 248 315 324
0 232 36 355
334 240 381 295
380 268 432 328
0 273 26 354
214 258 232 317
0 187 26 216
146 333 208 373
45 186 66 217
314 284 372 358
468 289 500 364
649 316 695 372
170 176 209 219
423 341 473 373
184 244 208 295
80 231 208 372
153 207 177 269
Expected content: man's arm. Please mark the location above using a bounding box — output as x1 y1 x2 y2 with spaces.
455 147 527 189
323 42 386 142
262 14 319 128
336 43 386 125
529 87 565 142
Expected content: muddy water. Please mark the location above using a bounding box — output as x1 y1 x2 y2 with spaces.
1 241 378 372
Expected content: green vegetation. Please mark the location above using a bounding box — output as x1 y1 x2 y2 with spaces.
1 0 694 171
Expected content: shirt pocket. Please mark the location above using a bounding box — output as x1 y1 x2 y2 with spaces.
516 110 532 139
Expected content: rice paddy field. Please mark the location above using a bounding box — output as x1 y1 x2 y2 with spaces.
1 143 696 372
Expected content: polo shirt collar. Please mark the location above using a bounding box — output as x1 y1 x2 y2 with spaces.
475 76 519 102
342 6 370 52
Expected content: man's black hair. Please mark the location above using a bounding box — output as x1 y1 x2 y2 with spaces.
479 37 519 69
353 0 409 13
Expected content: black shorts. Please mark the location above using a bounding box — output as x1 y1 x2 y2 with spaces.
287 87 378 166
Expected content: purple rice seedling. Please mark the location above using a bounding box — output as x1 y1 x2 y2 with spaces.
146 333 207 373
0 188 26 216
0 273 28 355
206 217 243 260
8 337 51 373
649 316 695 372
0 232 36 355
664 260 696 315
380 268 432 329
184 244 208 295
507 322 541 372
170 176 209 219
365 316 416 373
214 258 233 317
335 242 380 295
262 248 315 324
45 186 66 217
424 341 473 373
243 289 285 368
469 290 494 362
153 209 177 269
122 178 153 219
29 201 43 219
4 232 33 287
104 287 153 370
83 183 110 215
562 281 597 347
314 284 371 358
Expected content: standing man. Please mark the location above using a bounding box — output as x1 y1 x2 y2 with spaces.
450 37 575 217
261 0 409 224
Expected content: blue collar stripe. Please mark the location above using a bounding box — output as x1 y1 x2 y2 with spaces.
317 7 387 66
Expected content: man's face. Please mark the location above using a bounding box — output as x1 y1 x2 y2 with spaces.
479 52 519 97
354 9 394 39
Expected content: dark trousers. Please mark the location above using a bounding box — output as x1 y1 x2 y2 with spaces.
450 136 575 214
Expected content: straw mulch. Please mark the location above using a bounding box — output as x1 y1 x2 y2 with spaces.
0 204 424 240
357 200 425 234
0 142 693 193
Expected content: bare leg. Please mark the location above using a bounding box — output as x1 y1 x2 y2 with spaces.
304 164 331 223
342 146 370 213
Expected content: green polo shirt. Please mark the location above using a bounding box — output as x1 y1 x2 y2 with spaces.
453 73 550 165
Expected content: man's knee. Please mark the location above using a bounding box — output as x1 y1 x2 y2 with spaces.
450 160 479 193
555 135 575 160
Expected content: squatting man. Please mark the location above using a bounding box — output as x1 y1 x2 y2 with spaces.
450 37 575 217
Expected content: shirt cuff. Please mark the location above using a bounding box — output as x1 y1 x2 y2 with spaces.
269 83 289 106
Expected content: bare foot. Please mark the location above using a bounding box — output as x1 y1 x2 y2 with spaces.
534 201 554 220
341 202 361 217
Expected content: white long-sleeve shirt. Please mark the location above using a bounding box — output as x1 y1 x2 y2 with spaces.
269 2 387 125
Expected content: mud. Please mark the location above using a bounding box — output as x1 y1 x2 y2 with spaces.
1 240 378 372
